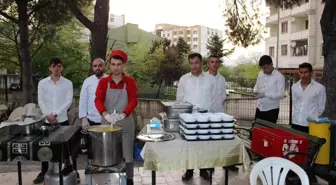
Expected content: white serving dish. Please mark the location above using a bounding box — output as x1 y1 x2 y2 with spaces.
221 128 233 133
223 122 234 127
185 135 198 140
191 112 202 117
196 115 209 122
198 135 211 140
184 123 198 129
198 123 210 128
197 129 210 134
202 113 213 117
211 135 222 139
222 114 234 122
213 112 225 116
223 134 234 139
210 123 222 128
184 128 197 134
209 129 221 134
209 115 222 122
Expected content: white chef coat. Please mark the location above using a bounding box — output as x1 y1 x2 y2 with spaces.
292 79 326 127
208 71 226 112
79 74 107 123
176 72 216 111
38 76 73 123
253 70 285 111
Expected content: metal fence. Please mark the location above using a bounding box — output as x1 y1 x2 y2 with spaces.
0 75 294 125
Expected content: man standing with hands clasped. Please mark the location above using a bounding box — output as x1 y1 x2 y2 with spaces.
291 62 326 133
207 55 239 172
95 50 138 185
35 57 79 184
253 55 285 123
79 58 107 129
176 53 216 181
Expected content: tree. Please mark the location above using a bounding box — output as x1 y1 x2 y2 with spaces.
0 0 91 104
206 34 235 59
176 37 191 57
225 0 336 119
68 0 110 74
219 65 233 81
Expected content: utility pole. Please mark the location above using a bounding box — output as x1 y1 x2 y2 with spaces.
275 7 280 70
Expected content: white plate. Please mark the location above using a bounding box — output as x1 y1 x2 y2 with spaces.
211 135 222 139
210 123 222 128
197 129 210 134
209 115 222 122
223 122 234 127
198 135 211 140
196 115 209 122
185 124 198 129
185 135 198 140
223 134 234 139
184 129 197 134
221 128 233 133
209 129 221 134
198 124 210 128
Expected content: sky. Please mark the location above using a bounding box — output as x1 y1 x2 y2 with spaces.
109 0 265 66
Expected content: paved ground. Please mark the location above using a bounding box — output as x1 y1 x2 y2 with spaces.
0 164 329 185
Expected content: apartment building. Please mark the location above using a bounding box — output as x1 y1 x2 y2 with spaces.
265 0 324 79
155 24 224 56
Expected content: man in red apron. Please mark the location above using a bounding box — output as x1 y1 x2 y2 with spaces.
95 50 138 185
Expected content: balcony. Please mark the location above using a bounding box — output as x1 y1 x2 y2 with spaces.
290 30 309 40
266 14 278 24
288 55 309 67
265 36 277 43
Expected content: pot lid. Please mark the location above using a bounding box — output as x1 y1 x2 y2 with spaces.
137 133 175 142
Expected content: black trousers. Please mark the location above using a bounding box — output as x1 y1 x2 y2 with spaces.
41 121 77 173
255 108 280 124
291 124 309 133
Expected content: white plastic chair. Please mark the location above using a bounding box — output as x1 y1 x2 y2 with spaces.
250 157 310 185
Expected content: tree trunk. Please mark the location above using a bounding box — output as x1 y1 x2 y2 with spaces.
89 0 109 75
320 0 336 120
17 0 33 105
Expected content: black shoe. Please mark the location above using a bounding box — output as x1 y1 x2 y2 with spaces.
76 171 80 184
33 172 45 184
200 170 210 181
223 165 239 172
126 179 134 185
182 170 193 181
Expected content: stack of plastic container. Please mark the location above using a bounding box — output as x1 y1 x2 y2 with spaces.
179 112 235 141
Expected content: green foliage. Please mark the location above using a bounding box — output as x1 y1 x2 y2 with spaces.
206 34 235 58
32 20 90 88
176 37 191 56
218 65 234 81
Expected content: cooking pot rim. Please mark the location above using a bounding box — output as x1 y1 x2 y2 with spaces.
88 125 122 132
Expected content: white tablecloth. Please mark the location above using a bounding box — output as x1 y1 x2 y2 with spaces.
140 133 251 171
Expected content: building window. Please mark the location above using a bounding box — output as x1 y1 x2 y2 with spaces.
162 34 165 37
173 38 177 42
193 45 198 49
173 31 177 35
281 22 288 33
179 31 183 35
187 30 191 34
187 37 191 42
110 17 114 22
207 31 210 35
193 30 198 34
305 20 309 29
193 37 198 42
269 47 275 57
281 45 288 56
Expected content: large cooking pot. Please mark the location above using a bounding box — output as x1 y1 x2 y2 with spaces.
87 125 123 167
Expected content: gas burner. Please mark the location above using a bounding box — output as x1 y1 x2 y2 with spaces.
85 162 126 174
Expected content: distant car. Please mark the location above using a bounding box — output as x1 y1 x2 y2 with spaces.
9 83 21 91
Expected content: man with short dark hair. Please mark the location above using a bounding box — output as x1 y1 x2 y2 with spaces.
291 62 326 133
35 57 78 184
253 55 285 123
177 52 216 181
